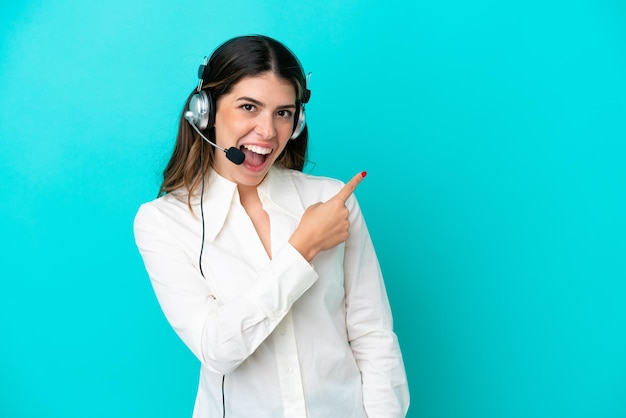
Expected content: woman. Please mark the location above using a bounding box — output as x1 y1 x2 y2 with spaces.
134 35 409 417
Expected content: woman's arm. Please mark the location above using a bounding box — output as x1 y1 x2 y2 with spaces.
343 197 410 417
134 203 318 375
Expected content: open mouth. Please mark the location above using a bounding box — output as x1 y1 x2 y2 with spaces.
241 144 273 168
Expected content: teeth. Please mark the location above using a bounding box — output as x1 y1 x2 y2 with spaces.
243 144 272 155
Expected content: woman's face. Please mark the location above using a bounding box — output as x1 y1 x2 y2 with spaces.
212 72 297 187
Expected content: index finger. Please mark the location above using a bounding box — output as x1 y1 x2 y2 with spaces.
333 171 367 203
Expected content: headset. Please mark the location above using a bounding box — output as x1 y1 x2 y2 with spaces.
185 56 311 141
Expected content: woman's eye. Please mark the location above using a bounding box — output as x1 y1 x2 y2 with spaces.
277 109 293 119
241 104 256 112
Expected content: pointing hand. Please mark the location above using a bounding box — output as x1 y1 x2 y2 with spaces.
289 172 366 262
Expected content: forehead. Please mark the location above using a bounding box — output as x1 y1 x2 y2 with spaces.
229 72 296 100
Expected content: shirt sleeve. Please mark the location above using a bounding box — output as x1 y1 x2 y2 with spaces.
343 196 411 417
133 203 319 375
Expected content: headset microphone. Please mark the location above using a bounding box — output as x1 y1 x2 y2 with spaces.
185 112 245 165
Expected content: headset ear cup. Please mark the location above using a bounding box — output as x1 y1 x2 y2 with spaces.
187 90 215 130
290 105 306 140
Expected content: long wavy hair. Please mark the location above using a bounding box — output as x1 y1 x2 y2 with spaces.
158 35 309 207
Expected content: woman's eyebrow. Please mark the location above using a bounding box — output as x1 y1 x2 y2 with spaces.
236 96 296 109
236 96 263 106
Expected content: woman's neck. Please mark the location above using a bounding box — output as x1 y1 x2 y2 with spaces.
237 184 260 204
237 184 272 258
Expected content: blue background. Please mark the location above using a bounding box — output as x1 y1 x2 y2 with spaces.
1 1 625 417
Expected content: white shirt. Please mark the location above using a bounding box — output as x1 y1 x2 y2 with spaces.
134 167 409 418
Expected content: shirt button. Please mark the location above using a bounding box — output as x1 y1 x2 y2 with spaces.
286 366 293 374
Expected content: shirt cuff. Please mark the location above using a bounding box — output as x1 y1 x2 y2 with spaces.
245 242 319 322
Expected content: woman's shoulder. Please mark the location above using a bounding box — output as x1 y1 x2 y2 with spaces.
137 189 187 210
278 168 364 215
272 168 367 212
274 168 344 201
134 189 193 225
283 168 344 190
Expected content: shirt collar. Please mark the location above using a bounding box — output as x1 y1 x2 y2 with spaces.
201 167 306 241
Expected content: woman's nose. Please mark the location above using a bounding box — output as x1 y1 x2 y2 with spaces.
254 112 276 139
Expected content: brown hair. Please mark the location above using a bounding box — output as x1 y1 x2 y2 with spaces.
158 35 310 206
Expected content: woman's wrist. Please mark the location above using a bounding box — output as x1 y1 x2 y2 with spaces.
288 234 318 263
